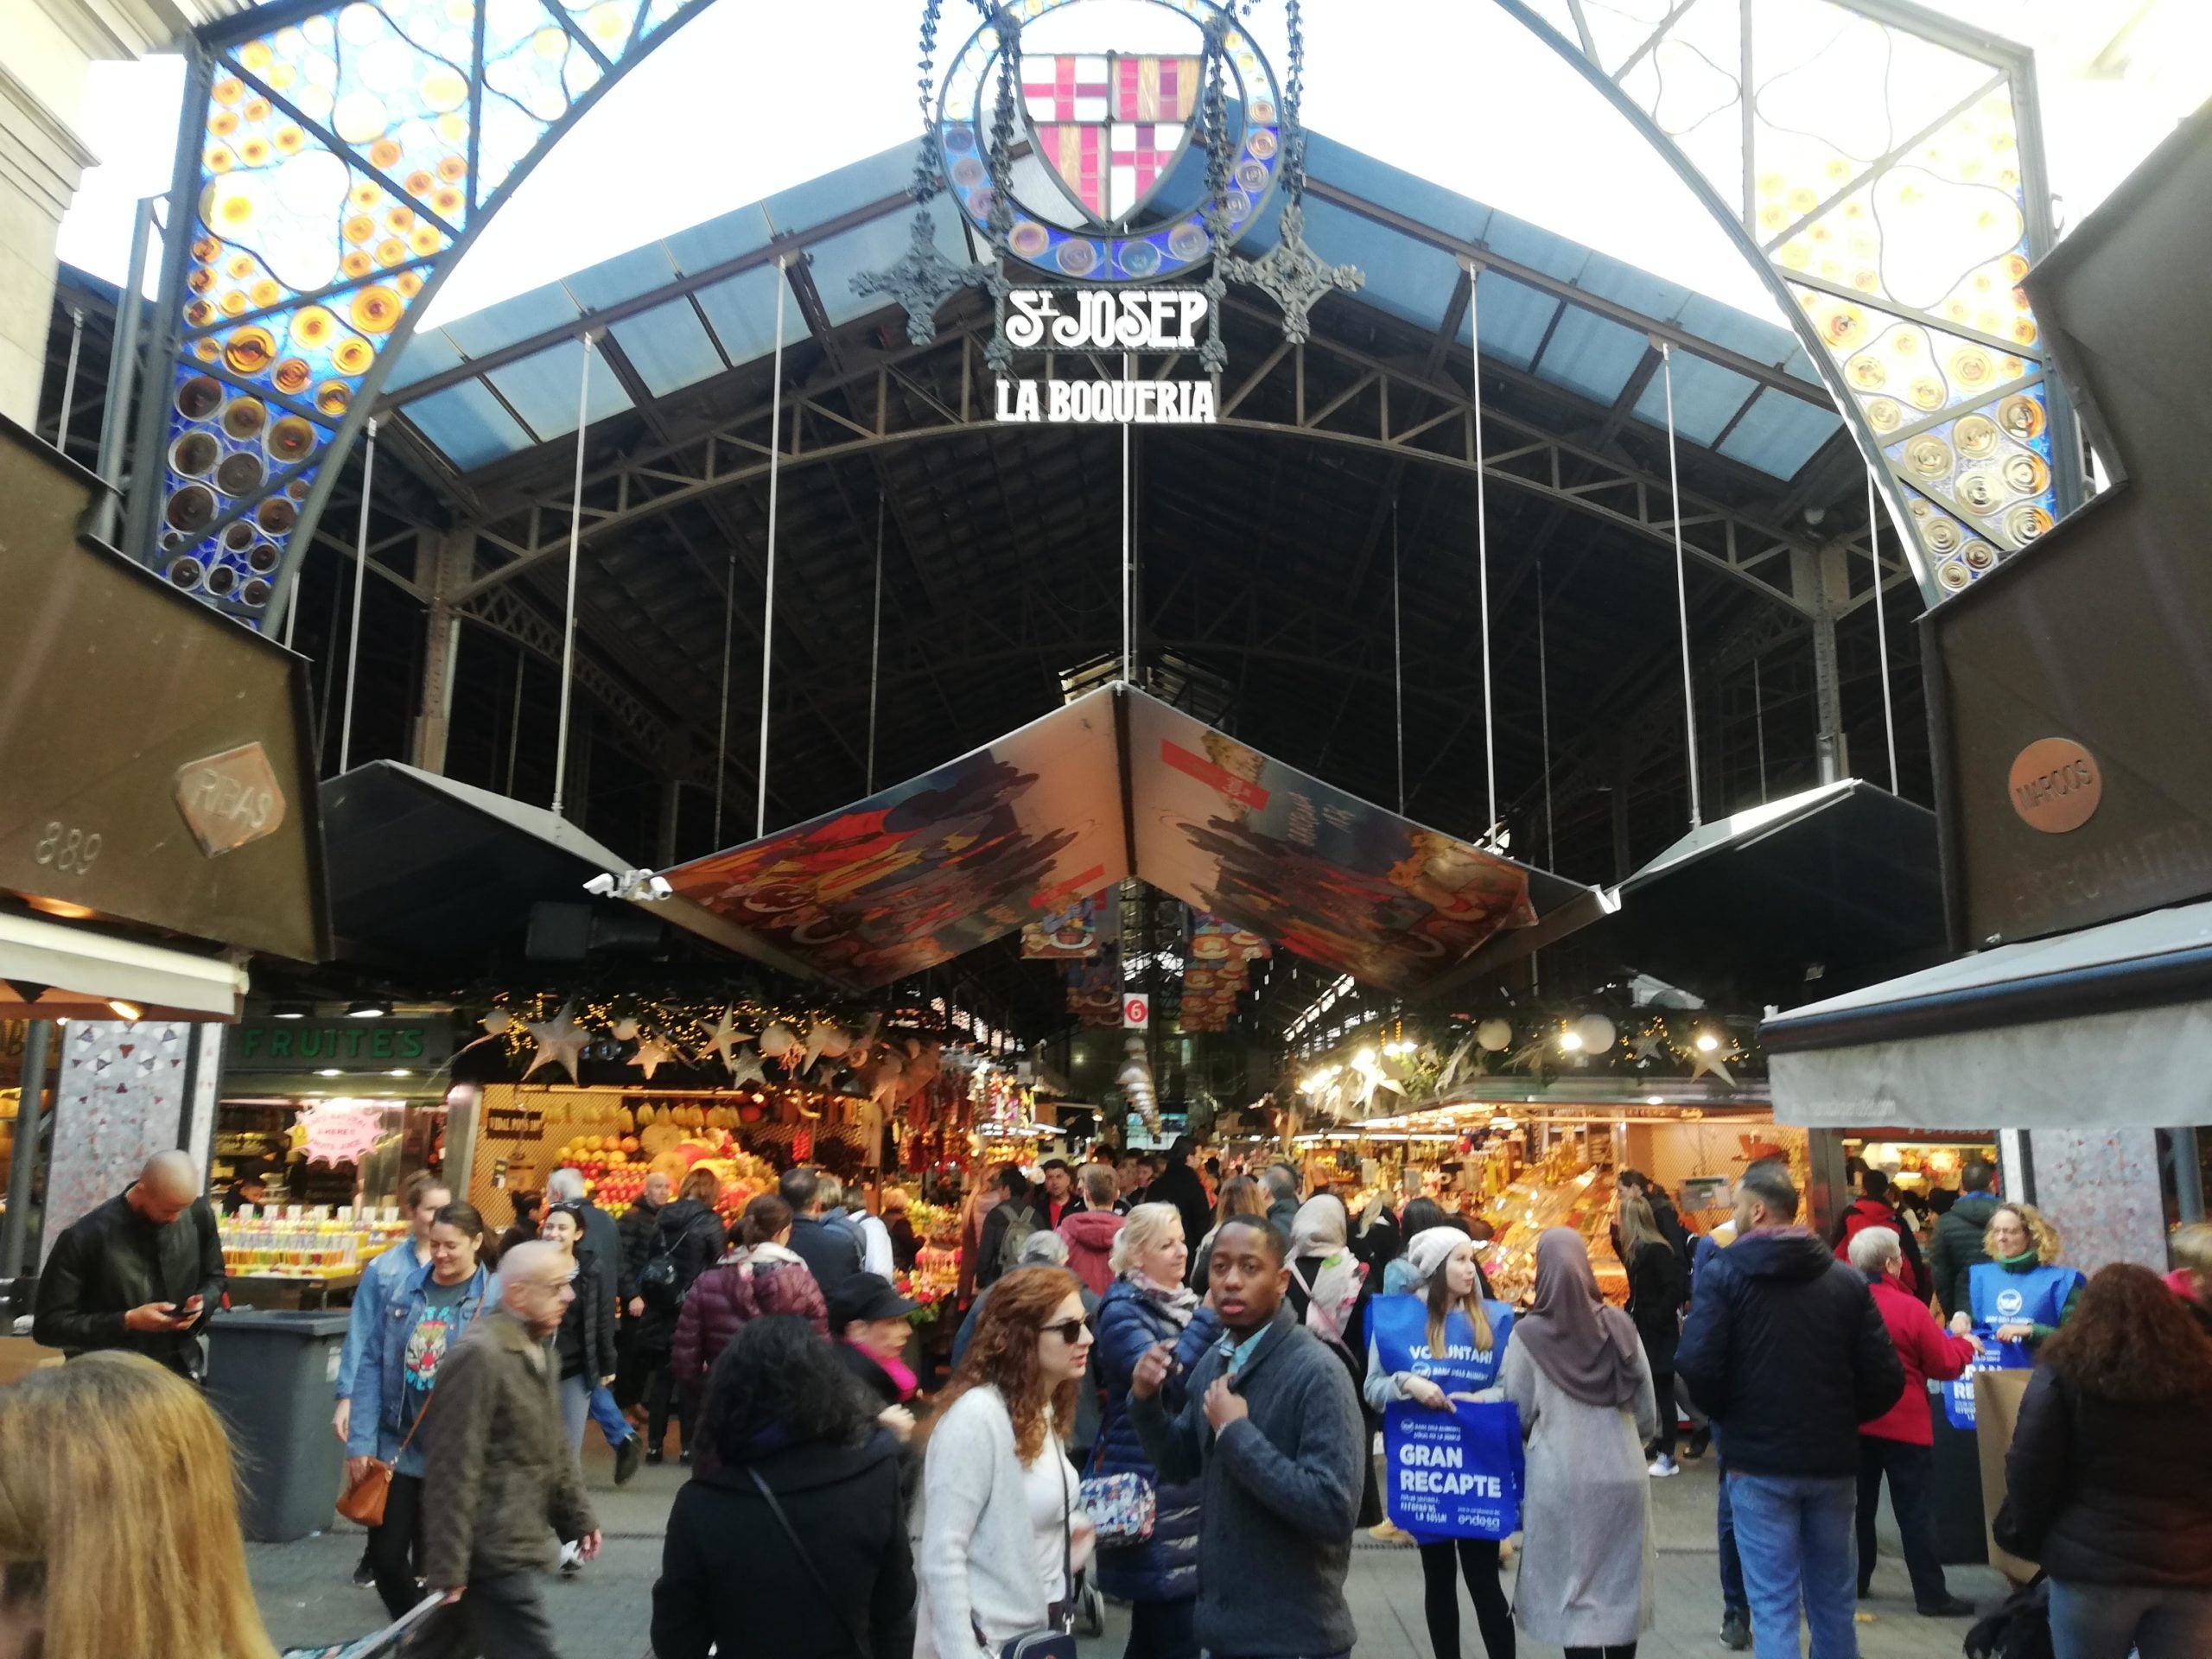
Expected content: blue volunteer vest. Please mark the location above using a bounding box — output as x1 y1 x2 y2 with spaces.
1371 1294 1522 1541
1941 1261 2083 1431
1968 1261 2082 1334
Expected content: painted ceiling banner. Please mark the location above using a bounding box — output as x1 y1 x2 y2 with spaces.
657 690 1127 990
1125 690 1536 996
660 686 1548 997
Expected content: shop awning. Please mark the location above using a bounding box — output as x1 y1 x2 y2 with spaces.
1764 896 2212 1129
0 908 248 1020
321 762 645 970
1586 780 1945 1007
654 683 1605 996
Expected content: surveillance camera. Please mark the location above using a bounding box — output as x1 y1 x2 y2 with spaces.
647 876 673 900
582 872 617 897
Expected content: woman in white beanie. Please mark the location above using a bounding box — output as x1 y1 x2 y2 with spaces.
1365 1227 1519 1659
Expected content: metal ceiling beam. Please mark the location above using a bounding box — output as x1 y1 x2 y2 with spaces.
1300 172 1830 410
447 321 1833 613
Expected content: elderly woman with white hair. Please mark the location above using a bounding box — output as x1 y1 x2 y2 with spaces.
1090 1201 1223 1659
1849 1224 1981 1617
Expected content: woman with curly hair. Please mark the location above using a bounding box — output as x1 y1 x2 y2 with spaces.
1998 1263 2212 1658
1970 1202 2086 1351
917 1266 1096 1659
0 1351 278 1659
652 1315 913 1659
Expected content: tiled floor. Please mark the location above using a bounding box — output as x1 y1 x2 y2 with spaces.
251 1440 2005 1656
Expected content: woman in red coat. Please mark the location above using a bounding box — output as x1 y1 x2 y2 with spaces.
1848 1224 1979 1616
672 1193 828 1463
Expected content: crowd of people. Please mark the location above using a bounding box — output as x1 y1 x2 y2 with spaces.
3 1145 2210 1659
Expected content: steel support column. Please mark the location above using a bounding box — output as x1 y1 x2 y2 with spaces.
1796 542 1852 784
411 530 476 775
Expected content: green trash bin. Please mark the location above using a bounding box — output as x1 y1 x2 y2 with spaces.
207 1309 353 1542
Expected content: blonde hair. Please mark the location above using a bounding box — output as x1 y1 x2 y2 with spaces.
2171 1222 2212 1283
1109 1201 1184 1276
1617 1194 1669 1262
1987 1202 2063 1266
1424 1241 1494 1358
0 1352 277 1659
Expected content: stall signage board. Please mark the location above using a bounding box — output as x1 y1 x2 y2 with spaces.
485 1103 545 1138
995 289 1217 426
229 1015 454 1072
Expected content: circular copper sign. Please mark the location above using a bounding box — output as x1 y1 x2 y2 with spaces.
2008 738 2101 834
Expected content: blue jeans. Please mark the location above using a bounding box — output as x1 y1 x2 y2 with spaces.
1716 1455 1746 1616
2049 1580 2212 1659
587 1379 631 1446
1728 1472 1858 1659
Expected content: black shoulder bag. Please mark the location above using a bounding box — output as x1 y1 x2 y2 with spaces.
747 1466 874 1659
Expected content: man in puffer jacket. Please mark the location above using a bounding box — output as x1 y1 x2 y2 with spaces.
671 1194 826 1456
1677 1165 1904 1659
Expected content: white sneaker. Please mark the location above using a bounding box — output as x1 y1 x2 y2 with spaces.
1648 1455 1681 1478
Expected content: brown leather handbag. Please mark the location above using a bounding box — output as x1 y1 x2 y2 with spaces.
337 1301 481 1526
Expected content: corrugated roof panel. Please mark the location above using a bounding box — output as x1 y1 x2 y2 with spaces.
761 147 914 235
437 285 583 360
1287 198 1453 328
1573 251 1691 327
1458 273 1557 371
662 204 776 279
1531 307 1648 404
1630 351 1758 446
1304 132 1494 247
385 327 466 391
607 299 722 398
481 335 632 442
1676 292 1797 366
1718 388 1844 477
691 263 810 362
563 243 683 312
402 380 533 470
1477 209 1592 286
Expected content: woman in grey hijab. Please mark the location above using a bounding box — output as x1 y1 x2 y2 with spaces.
1498 1228 1659 1658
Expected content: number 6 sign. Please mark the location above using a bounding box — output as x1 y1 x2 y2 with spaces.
1122 995 1150 1030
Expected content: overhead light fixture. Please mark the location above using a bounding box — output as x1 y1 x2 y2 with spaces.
108 1000 143 1022
272 1002 310 1020
388 1069 412 1077
347 999 391 1019
1559 1030 1584 1052
316 1068 343 1077
1694 1031 1721 1052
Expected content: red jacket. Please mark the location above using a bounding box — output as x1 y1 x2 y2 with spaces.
1058 1211 1125 1300
1861 1274 1979 1446
671 1246 827 1387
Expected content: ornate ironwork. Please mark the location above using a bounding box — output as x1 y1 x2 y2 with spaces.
851 211 991 347
1222 202 1363 346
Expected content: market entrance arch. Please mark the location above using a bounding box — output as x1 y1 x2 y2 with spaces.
137 0 2074 635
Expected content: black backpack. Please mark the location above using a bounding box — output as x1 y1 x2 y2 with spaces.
637 1219 689 1313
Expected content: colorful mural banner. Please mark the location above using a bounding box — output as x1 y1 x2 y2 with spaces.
1023 891 1109 959
1181 911 1269 1032
660 687 1542 997
657 693 1127 991
1128 695 1536 997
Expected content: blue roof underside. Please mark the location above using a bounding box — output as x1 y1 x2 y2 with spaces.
391 130 1840 477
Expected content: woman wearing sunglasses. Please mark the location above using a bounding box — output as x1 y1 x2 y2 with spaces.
918 1266 1097 1659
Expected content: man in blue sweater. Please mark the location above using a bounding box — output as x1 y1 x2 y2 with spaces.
1131 1216 1365 1659
1677 1164 1904 1659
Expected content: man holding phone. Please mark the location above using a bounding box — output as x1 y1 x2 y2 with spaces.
1129 1215 1365 1659
33 1150 225 1382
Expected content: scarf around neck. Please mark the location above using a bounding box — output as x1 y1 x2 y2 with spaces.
1128 1269 1201 1327
1516 1226 1644 1409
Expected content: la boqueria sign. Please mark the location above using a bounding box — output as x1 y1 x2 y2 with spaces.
995 289 1217 425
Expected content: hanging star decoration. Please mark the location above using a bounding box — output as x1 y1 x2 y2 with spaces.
627 1036 674 1081
1506 1033 1551 1077
1631 1027 1667 1063
852 210 992 346
522 1001 591 1082
1220 202 1364 345
455 1007 515 1058
727 1047 768 1087
702 1008 753 1076
1690 1042 1738 1088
